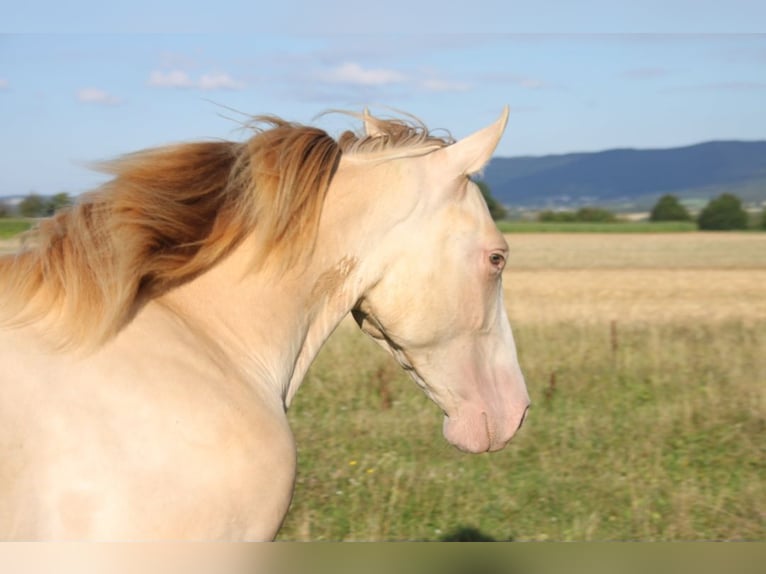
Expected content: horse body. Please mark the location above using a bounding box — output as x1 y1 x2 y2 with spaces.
0 109 529 540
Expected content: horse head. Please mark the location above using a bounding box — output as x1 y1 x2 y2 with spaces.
351 108 530 453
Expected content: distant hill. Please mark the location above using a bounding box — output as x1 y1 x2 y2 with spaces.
482 141 766 211
4 141 765 214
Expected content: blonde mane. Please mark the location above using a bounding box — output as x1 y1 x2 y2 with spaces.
0 112 452 349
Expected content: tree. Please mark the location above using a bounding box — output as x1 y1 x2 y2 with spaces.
650 194 691 222
761 207 766 230
475 180 507 221
19 194 47 218
538 210 576 222
46 192 73 216
538 207 616 223
697 193 748 231
575 206 616 223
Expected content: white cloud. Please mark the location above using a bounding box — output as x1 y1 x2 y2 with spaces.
77 88 121 105
481 73 557 90
319 62 407 86
148 69 194 88
0 78 9 90
198 73 245 90
148 69 244 90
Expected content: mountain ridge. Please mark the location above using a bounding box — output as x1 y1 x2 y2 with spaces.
482 140 766 210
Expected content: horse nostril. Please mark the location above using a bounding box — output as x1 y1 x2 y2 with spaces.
517 405 530 432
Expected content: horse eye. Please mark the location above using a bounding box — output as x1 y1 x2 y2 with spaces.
489 253 505 267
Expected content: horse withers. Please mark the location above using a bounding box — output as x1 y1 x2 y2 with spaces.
0 108 529 539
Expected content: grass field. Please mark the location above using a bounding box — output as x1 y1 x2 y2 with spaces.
0 219 32 240
278 233 765 541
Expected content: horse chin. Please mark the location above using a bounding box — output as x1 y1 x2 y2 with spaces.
442 413 501 454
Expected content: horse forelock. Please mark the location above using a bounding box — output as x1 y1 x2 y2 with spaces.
0 111 449 350
337 112 454 157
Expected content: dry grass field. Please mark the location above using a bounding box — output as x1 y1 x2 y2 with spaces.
505 233 766 325
505 232 766 270
0 239 21 255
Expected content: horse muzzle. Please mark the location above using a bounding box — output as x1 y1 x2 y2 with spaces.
442 401 530 453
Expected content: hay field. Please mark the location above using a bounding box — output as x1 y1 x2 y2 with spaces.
0 239 22 255
505 232 766 270
280 232 765 541
505 233 766 325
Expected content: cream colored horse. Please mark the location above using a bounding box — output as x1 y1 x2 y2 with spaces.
0 108 529 540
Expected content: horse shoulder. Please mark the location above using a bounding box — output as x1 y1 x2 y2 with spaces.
0 309 296 540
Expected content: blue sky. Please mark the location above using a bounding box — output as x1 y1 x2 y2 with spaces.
1 5 765 196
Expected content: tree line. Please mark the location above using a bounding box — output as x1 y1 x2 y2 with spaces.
3 188 765 231
473 180 764 230
0 193 73 218
536 193 765 230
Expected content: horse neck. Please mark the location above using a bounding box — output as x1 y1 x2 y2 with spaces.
151 238 330 407
155 157 417 408
279 157 423 400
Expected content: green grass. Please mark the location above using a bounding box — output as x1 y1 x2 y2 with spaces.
279 319 765 541
0 218 32 239
497 221 698 233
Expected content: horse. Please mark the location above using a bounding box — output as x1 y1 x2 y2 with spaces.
0 108 530 540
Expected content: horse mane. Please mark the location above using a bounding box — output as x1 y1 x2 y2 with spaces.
0 111 451 350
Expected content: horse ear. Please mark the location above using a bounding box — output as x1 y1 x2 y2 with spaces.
437 106 509 176
363 107 385 137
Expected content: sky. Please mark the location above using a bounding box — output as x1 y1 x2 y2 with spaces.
1 3 765 196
